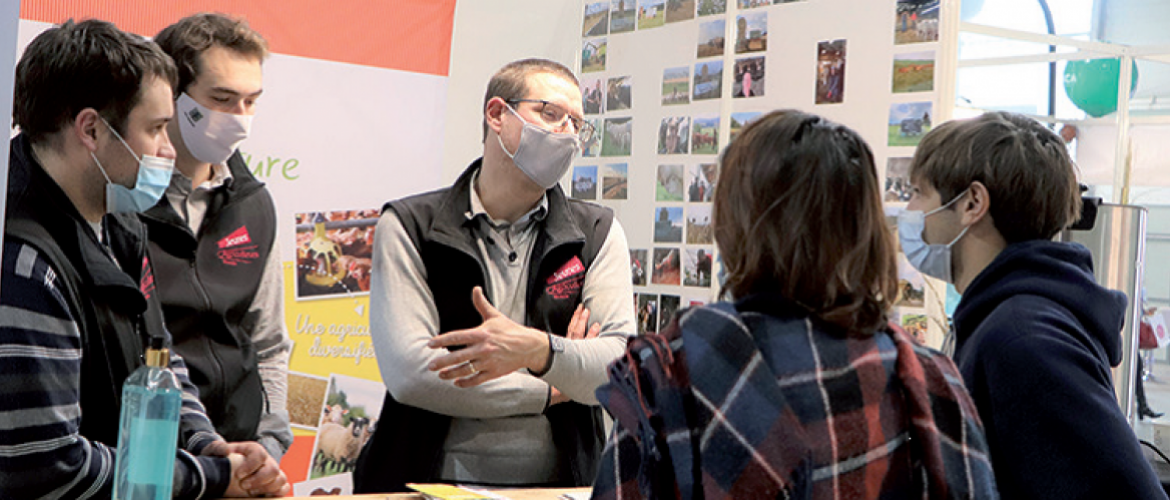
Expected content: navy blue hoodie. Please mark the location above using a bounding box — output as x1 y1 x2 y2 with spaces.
953 240 1165 499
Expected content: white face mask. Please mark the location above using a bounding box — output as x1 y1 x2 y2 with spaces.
92 118 175 214
897 188 971 284
176 92 252 165
495 104 580 190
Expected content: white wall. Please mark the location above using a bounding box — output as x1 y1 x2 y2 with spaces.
0 2 19 272
442 1 581 183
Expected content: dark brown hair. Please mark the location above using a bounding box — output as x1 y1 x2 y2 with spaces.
14 19 178 145
909 111 1081 243
715 110 897 335
482 58 579 140
154 12 268 95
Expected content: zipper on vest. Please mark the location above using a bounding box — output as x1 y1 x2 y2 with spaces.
188 258 229 417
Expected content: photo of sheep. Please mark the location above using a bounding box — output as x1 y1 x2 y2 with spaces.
656 164 685 201
602 117 633 156
294 209 378 300
895 0 939 45
888 101 932 147
662 67 691 105
308 374 384 479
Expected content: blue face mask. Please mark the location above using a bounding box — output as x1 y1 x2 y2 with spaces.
897 188 970 284
91 118 175 213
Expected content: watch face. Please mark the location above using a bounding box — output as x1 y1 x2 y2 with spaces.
551 334 566 352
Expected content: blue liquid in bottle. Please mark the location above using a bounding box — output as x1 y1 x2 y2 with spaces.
113 339 182 500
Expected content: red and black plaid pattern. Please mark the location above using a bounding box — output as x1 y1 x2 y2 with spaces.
592 296 997 500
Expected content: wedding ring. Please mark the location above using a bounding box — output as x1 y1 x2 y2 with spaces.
467 361 477 374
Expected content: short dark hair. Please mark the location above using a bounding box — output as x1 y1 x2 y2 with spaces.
154 12 269 95
14 19 178 146
715 110 897 336
910 111 1081 243
482 58 579 140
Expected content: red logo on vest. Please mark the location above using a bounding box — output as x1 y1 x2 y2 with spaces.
140 256 155 299
217 226 260 266
545 256 585 300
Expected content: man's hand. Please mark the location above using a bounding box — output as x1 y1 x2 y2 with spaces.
566 304 602 340
428 287 549 387
203 440 290 497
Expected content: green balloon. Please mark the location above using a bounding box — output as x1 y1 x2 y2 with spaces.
1064 59 1139 118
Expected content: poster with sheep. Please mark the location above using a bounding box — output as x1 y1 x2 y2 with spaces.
308 373 385 480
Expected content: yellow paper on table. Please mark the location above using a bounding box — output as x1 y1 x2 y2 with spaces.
407 483 497 500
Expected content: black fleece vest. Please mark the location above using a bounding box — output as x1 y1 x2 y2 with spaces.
140 152 276 442
5 135 166 447
354 161 613 493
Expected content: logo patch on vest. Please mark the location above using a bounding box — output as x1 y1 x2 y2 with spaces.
140 256 155 299
545 256 585 300
217 226 260 266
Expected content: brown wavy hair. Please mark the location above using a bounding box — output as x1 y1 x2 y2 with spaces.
714 110 897 336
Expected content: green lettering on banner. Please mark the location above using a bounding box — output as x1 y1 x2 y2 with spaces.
241 151 301 181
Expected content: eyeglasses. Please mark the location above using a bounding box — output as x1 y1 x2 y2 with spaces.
506 99 594 143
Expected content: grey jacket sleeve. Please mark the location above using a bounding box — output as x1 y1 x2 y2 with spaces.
369 213 552 418
540 219 636 405
244 240 293 460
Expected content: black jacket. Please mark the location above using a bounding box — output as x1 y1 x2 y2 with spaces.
140 151 276 443
953 240 1166 499
354 160 612 493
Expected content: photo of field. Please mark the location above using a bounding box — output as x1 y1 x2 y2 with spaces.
583 2 610 37
892 51 935 93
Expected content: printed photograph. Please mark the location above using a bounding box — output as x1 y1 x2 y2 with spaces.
775 0 806 3
295 209 378 299
693 60 724 100
734 11 767 54
688 163 718 202
892 51 935 93
656 164 685 202
602 117 634 156
653 207 684 243
571 165 598 200
884 157 913 202
816 39 847 104
683 248 715 287
611 0 637 33
602 163 629 200
288 372 330 430
734 56 765 98
729 111 762 144
652 247 682 286
581 118 602 157
691 114 720 155
888 101 933 147
308 374 384 479
659 295 681 332
902 312 929 344
638 0 667 29
698 0 726 16
582 77 605 114
662 66 691 105
686 204 714 244
895 0 940 44
607 75 633 111
658 116 691 154
697 19 726 58
583 1 610 37
637 293 659 334
630 249 648 286
739 0 770 8
582 38 607 73
666 0 696 23
896 253 926 307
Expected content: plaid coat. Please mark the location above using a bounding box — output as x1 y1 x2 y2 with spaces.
591 294 997 500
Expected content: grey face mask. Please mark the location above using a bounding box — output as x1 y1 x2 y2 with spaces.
496 104 580 189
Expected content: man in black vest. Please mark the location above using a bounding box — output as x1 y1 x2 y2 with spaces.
142 13 293 465
355 59 636 492
1 19 285 498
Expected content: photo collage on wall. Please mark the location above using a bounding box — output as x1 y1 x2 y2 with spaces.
887 0 941 340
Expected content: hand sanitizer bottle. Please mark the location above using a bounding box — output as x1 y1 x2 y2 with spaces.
113 337 182 500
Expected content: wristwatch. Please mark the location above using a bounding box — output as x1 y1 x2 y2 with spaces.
535 332 564 376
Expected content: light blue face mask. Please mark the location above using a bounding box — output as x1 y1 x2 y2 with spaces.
897 188 970 284
91 118 175 213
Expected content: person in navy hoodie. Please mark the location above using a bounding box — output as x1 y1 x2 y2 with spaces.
901 111 1165 499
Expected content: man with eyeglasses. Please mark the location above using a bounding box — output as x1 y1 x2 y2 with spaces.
355 58 635 492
